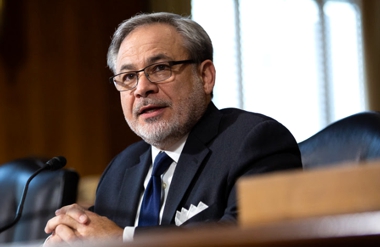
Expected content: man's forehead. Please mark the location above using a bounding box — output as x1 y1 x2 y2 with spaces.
116 24 187 71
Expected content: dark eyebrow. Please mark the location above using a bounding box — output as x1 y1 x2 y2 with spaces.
118 54 173 73
118 64 135 73
147 54 172 64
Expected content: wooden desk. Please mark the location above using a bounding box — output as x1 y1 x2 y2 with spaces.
238 160 380 227
8 212 380 247
127 211 380 247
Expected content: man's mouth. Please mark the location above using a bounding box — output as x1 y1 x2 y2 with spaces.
138 105 166 115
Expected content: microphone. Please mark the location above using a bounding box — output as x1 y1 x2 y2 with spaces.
0 156 67 233
46 156 67 171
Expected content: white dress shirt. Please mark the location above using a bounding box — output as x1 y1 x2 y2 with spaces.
123 135 188 241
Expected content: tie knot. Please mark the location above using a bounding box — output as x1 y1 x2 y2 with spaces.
152 152 172 177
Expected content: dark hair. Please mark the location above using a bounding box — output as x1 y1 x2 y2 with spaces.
107 12 213 73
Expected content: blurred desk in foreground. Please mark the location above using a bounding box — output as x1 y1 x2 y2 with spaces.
7 211 380 247
239 160 380 227
129 211 380 247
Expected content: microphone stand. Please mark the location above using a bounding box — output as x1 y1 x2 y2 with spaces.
0 156 66 233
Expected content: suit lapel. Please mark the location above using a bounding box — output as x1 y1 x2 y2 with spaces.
115 148 151 226
161 102 222 224
161 141 209 224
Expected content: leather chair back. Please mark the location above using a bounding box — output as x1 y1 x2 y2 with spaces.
0 157 79 244
298 111 380 169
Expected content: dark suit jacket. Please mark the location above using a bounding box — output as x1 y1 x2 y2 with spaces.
93 102 302 228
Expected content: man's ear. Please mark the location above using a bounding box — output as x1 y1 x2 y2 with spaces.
198 59 216 95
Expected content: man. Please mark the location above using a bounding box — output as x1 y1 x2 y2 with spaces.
44 12 302 245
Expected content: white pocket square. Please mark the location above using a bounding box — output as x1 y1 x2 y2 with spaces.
175 201 208 226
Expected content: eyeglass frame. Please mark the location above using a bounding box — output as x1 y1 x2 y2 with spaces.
109 59 196 92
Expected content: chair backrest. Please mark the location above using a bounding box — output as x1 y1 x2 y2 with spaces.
0 157 79 244
298 111 380 169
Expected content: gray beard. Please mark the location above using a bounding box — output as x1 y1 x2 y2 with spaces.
127 79 208 149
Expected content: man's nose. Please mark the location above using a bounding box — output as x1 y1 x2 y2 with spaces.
133 72 158 97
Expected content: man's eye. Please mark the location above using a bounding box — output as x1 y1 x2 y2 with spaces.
151 64 170 73
122 73 137 82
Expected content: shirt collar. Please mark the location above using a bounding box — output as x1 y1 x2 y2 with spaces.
151 134 188 163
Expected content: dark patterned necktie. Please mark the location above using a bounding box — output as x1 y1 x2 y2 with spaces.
138 152 172 226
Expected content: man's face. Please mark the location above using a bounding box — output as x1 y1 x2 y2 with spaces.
115 23 211 149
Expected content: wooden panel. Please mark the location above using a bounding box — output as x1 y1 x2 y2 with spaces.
362 0 380 111
0 0 146 176
148 0 191 15
238 160 380 227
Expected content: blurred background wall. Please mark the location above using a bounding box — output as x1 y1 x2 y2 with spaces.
362 0 380 111
0 0 190 176
0 0 378 177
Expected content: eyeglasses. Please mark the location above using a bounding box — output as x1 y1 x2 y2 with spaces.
109 60 196 91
